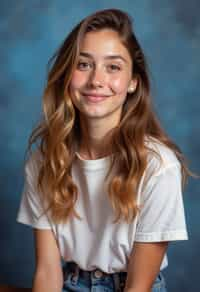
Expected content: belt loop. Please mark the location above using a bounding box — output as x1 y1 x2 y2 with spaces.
70 263 80 285
112 273 121 292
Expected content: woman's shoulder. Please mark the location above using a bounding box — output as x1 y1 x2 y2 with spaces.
144 136 181 177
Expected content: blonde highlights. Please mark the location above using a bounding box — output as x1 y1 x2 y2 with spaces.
25 9 194 225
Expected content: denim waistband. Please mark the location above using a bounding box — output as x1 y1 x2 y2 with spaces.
62 261 167 292
62 261 127 290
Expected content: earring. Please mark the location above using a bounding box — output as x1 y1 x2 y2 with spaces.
128 87 135 93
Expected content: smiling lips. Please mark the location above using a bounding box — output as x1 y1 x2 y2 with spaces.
82 93 110 102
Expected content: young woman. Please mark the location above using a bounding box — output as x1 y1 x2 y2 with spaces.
17 9 191 292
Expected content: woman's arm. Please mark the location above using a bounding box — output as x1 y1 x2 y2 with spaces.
124 241 168 292
32 229 64 292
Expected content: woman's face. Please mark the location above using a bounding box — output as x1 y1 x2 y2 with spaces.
69 29 137 123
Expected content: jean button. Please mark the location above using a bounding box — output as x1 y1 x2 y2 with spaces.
94 269 103 278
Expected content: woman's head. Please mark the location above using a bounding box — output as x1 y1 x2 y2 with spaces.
27 9 192 224
47 9 150 130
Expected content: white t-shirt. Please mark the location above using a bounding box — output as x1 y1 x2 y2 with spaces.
16 138 188 273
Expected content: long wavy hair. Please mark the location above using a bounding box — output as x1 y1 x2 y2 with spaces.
25 9 194 224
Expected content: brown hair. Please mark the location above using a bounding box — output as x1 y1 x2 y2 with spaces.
25 9 195 224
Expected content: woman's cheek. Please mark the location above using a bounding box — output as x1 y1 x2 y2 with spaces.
70 71 87 90
110 76 129 94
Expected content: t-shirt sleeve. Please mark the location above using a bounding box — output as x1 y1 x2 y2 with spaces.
16 153 52 230
135 163 188 242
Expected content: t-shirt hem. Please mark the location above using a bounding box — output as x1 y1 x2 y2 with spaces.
16 217 52 230
134 230 188 242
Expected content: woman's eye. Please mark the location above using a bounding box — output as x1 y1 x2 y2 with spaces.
108 64 121 72
77 61 91 71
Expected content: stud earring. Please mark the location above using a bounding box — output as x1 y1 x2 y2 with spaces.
128 87 135 93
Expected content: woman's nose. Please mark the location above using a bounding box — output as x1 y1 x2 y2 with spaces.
89 67 105 88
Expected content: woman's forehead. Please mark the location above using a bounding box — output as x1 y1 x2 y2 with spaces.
78 29 132 62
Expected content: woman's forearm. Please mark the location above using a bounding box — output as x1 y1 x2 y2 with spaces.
32 270 63 292
124 242 168 292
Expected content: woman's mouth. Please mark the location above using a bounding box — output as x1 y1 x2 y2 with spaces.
82 93 110 103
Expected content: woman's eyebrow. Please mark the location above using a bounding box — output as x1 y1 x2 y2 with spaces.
104 55 128 63
79 52 128 63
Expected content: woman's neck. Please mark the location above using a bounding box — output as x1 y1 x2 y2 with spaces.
77 115 118 159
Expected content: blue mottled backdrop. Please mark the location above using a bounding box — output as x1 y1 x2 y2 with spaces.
0 0 199 291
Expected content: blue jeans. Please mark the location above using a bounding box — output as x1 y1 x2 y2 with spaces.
62 261 167 292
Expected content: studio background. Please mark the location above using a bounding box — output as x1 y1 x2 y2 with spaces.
0 1 199 291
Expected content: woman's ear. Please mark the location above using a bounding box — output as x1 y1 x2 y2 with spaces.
127 78 138 93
